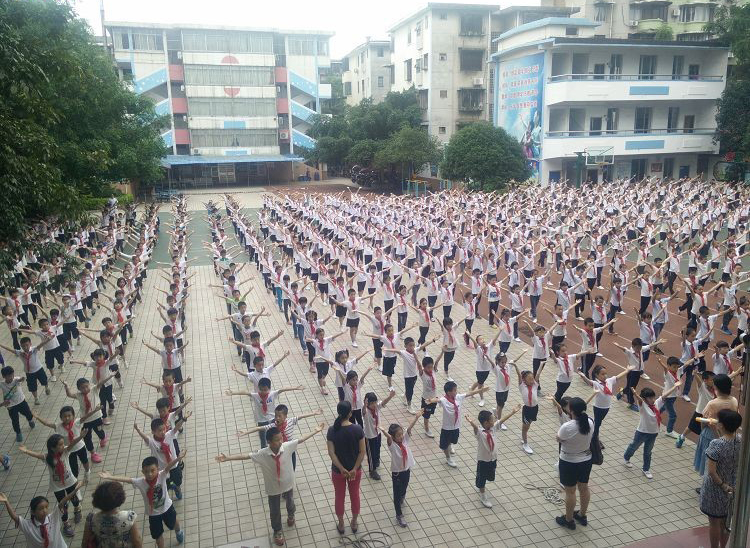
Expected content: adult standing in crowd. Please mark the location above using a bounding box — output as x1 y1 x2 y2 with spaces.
82 481 142 547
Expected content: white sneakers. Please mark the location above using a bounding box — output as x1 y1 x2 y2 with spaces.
499 423 507 431
446 457 457 468
623 459 633 468
522 443 533 454
351 341 358 348
514 337 522 342
407 403 416 415
641 373 650 380
643 470 653 479
425 429 434 438
478 399 485 407
682 395 691 402
665 431 680 439
480 492 493 508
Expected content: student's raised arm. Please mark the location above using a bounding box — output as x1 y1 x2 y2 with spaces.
0 493 20 527
298 422 326 445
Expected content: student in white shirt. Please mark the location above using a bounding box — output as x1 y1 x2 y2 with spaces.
306 328 345 395
0 487 84 548
1 337 49 405
1 365 37 442
362 389 396 480
379 411 423 528
99 452 186 546
492 350 527 431
578 364 633 441
623 381 682 479
613 337 661 411
465 405 522 508
215 423 325 546
511 359 545 455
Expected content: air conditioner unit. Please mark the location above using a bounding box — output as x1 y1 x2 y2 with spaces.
279 130 289 139
628 20 638 27
181 115 187 122
672 8 680 17
179 84 185 92
191 148 200 155
176 51 182 59
473 77 484 86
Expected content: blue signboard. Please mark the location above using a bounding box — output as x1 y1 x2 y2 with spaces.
497 52 545 180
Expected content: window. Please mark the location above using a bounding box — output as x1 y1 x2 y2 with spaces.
407 29 412 44
188 98 276 117
440 89 448 98
119 32 130 49
593 64 605 80
565 27 579 36
640 5 667 20
672 55 684 79
181 32 273 53
459 49 484 71
458 89 484 111
423 53 428 71
594 6 607 22
131 33 163 51
667 107 680 133
183 65 274 86
415 22 422 36
415 58 422 73
377 76 384 88
634 107 652 133
438 126 446 134
460 14 484 35
683 114 695 133
680 5 696 22
606 108 618 133
688 64 700 79
191 129 277 148
638 55 657 80
344 82 352 95
677 32 710 41
357 80 360 93
439 53 447 61
439 13 448 20
317 40 329 56
663 157 675 179
631 158 648 179
424 16 429 29
377 47 384 57
404 59 412 82
609 54 623 79
288 38 316 55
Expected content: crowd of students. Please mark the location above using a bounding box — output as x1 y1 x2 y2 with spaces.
205 179 745 547
0 177 747 547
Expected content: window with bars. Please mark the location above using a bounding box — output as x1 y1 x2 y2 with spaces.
181 31 273 53
184 65 274 86
288 38 319 55
187 98 276 117
131 33 163 51
191 129 278 148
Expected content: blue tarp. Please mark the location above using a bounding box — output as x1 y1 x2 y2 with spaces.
161 154 304 168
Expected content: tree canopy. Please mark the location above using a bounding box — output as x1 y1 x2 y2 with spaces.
440 122 531 191
0 0 166 246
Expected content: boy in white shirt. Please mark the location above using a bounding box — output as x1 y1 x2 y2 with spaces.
215 423 325 546
0 365 36 442
1 337 49 405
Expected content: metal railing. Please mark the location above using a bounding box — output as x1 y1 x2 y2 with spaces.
548 73 723 82
546 127 714 137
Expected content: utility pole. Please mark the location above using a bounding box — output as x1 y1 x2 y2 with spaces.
100 0 108 53
573 151 585 188
729 334 750 547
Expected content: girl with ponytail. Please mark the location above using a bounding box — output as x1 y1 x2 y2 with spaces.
555 397 595 531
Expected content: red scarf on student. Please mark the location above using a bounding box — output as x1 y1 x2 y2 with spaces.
62 421 75 443
154 434 172 461
447 328 455 346
351 384 358 407
600 380 612 396
503 319 511 334
272 452 282 484
395 440 408 468
424 368 436 390
260 392 270 414
647 402 662 427
527 384 534 406
562 355 570 377
278 420 288 441
164 384 175 410
53 452 65 483
386 335 396 349
166 351 173 369
723 354 733 373
484 429 495 452
146 476 158 512
83 392 93 412
349 297 357 311
252 343 265 358
499 365 510 387
38 520 49 548
22 352 31 373
377 318 384 335
586 330 595 347
445 394 459 426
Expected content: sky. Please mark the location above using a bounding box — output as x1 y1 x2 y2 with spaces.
73 0 526 58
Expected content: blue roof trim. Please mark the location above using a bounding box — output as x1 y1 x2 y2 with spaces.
495 18 600 42
161 154 304 167
490 38 554 60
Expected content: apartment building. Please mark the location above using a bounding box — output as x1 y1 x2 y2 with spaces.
341 39 392 106
542 0 729 41
491 14 728 183
105 22 332 185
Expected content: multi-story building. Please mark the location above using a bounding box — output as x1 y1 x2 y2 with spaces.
105 22 332 185
542 0 728 41
491 15 728 183
341 39 392 106
386 3 503 145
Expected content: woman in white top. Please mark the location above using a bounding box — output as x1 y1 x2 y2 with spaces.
556 397 595 530
380 410 423 528
82 481 141 547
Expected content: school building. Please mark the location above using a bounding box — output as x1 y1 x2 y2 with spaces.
490 12 730 183
104 22 334 187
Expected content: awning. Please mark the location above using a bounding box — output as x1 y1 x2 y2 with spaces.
161 154 305 168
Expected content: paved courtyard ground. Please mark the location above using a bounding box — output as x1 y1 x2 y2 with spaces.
0 188 713 547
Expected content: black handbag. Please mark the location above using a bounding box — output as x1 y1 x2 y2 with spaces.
590 434 604 466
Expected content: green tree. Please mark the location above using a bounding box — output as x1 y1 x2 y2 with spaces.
654 24 674 41
374 127 442 179
346 139 383 166
0 0 166 250
440 122 531 191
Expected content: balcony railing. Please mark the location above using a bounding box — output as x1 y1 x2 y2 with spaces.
546 128 714 137
548 73 723 82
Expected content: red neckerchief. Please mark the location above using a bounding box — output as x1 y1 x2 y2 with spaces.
669 369 678 382
586 329 595 347
469 301 475 316
349 297 357 311
154 434 172 461
562 355 570 377
376 317 384 335
166 351 173 369
386 334 396 348
400 295 407 307
484 429 495 452
164 384 175 409
499 364 510 387
351 383 358 407
600 380 612 395
596 304 604 318
272 451 282 484
117 310 125 324
647 402 662 427
533 278 538 292
689 343 696 358
424 368 436 390
278 420 289 441
422 309 429 323
698 293 706 307
645 279 653 293
252 343 266 358
317 337 324 351
722 354 733 373
539 336 546 353
83 392 92 412
370 273 376 284
527 384 534 406
146 475 158 512
395 440 408 468
447 328 455 346
260 392 270 414
445 394 459 426
369 406 379 430
386 282 393 294
53 452 65 484
22 351 31 373
504 319 511 334
38 519 49 548
62 421 75 443
616 287 621 302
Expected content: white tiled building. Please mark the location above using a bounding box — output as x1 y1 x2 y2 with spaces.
341 39 392 106
491 14 729 183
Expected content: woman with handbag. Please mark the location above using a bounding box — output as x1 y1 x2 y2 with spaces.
81 481 142 547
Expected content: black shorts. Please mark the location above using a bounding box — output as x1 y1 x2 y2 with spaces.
310 273 319 283
357 281 366 293
475 370 490 384
346 318 360 328
318 283 328 294
373 339 383 359
335 305 347 318
421 398 437 418
315 361 329 380
382 356 396 376
495 391 509 407
26 368 48 392
148 504 177 539
439 428 460 450
302 267 311 278
688 411 702 435
476 459 497 489
522 405 538 424
559 458 593 487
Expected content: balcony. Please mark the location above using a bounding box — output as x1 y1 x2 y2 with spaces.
546 74 724 105
171 97 188 114
291 128 316 149
542 128 717 159
636 18 668 32
168 64 184 82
